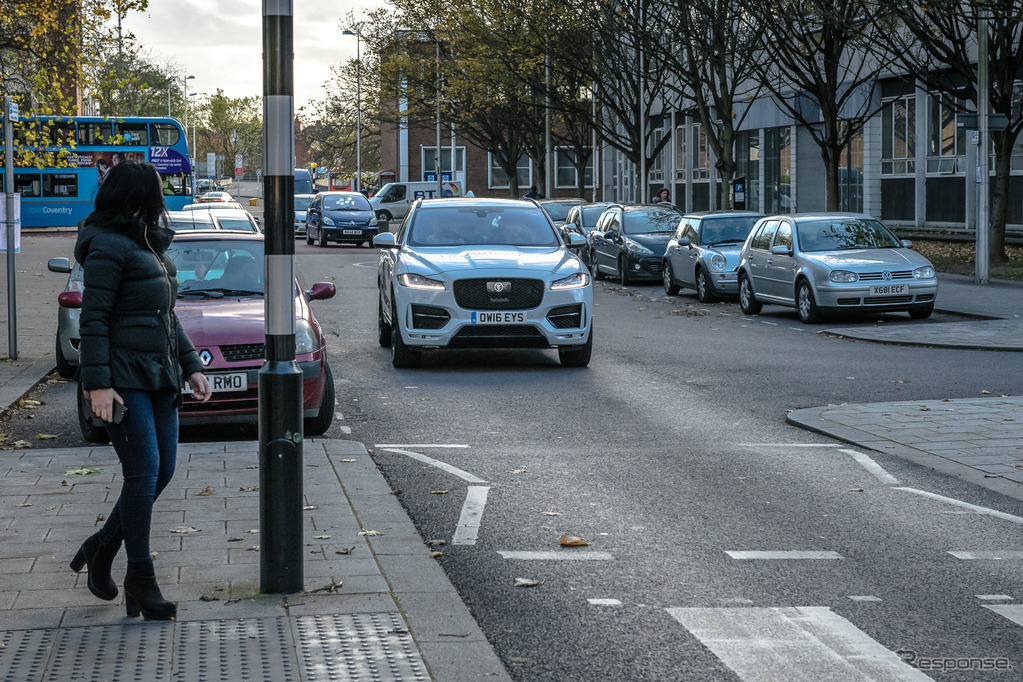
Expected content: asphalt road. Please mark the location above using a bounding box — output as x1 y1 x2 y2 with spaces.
8 239 1023 680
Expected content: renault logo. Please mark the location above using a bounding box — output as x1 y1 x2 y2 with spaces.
199 349 213 366
487 281 511 293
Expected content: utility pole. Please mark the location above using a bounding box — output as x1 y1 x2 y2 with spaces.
260 0 303 595
4 97 17 360
976 9 990 284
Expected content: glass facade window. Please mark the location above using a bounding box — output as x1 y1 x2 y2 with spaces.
881 96 916 175
489 153 530 189
764 127 791 213
675 125 686 180
735 130 760 211
927 94 964 173
423 147 465 177
691 124 709 180
555 148 593 188
838 122 864 213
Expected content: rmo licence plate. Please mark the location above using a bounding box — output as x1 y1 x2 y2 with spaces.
182 372 247 394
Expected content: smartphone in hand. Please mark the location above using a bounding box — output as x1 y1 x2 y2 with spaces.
111 401 127 425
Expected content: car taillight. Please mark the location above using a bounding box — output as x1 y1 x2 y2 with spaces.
58 291 83 309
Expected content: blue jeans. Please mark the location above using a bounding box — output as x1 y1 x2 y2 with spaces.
96 388 179 564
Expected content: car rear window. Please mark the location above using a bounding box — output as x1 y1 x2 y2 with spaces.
408 206 559 247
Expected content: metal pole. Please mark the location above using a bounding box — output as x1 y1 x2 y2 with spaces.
436 36 442 197
167 84 172 116
260 0 303 595
637 1 646 204
976 9 990 284
545 54 552 198
356 34 362 194
4 98 17 360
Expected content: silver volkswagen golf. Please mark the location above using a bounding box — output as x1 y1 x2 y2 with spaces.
374 198 593 368
736 213 938 323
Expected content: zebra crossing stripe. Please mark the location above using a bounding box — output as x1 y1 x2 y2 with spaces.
666 606 931 681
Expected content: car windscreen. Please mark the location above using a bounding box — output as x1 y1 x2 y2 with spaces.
796 218 903 252
322 194 372 211
165 214 215 230
294 196 314 211
541 203 575 222
698 216 760 246
408 206 560 247
581 206 608 226
169 240 265 296
215 217 256 232
624 207 680 235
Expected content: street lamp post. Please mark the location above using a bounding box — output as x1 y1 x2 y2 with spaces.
343 28 362 194
168 82 178 116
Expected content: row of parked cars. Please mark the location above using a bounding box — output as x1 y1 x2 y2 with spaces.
545 199 938 324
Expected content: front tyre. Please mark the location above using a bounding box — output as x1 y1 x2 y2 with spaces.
663 263 680 296
618 257 632 285
377 295 392 347
796 280 822 324
318 229 328 248
390 302 421 368
738 273 762 315
591 250 605 280
558 327 593 367
695 268 717 303
304 363 335 437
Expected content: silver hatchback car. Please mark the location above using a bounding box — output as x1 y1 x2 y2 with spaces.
736 214 938 323
663 211 764 301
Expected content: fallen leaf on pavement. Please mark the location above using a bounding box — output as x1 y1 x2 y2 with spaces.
35 434 58 440
19 399 42 407
430 551 443 558
170 526 200 534
541 511 561 517
427 539 446 546
248 545 260 551
246 465 259 469
358 529 382 536
560 534 589 547
196 486 215 496
16 503 31 508
981 390 991 394
850 488 864 492
303 505 318 510
200 593 221 602
228 537 243 542
984 474 1000 478
515 578 541 587
336 547 355 555
239 486 258 492
66 468 104 475
431 490 450 495
305 580 343 594
313 534 330 539
246 529 259 534
510 469 529 474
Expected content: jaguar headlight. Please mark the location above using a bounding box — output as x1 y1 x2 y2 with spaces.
295 318 318 355
551 272 590 290
913 265 935 279
829 270 859 283
710 254 727 271
399 273 446 290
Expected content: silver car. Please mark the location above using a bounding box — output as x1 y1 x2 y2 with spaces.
662 211 763 302
737 213 938 323
47 257 82 378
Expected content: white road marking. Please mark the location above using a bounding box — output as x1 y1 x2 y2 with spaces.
983 604 1023 627
977 595 1013 601
847 596 882 602
497 551 613 561
839 449 900 485
667 606 931 681
948 551 1023 560
759 320 779 326
588 598 622 606
380 448 486 483
895 488 1023 524
353 261 378 268
452 486 489 546
375 444 470 448
735 443 845 448
726 551 843 560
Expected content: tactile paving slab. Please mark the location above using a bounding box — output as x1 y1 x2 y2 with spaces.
176 618 299 681
294 613 428 681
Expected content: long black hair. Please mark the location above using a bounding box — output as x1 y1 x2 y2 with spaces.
93 159 166 231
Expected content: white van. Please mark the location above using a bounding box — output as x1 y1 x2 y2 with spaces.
370 181 462 221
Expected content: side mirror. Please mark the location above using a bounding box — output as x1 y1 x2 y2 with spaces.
48 257 71 274
770 244 792 256
901 239 913 248
373 232 398 249
58 290 83 309
566 233 587 248
678 238 691 248
305 282 336 301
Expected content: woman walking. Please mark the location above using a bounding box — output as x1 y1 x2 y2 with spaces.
70 160 210 620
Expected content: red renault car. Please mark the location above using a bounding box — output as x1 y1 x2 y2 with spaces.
56 231 337 442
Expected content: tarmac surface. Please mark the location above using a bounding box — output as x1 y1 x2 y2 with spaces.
2 227 1022 679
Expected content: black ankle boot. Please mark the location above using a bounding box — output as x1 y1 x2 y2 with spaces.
70 532 121 601
124 560 176 621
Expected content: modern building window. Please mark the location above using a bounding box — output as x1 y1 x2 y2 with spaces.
764 126 791 213
735 129 760 211
555 148 593 189
838 122 864 213
881 95 915 175
649 126 664 183
927 94 964 173
488 153 530 189
423 146 465 180
674 125 687 181
691 124 709 180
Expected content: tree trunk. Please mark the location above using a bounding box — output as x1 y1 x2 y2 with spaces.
821 146 841 212
990 133 1012 264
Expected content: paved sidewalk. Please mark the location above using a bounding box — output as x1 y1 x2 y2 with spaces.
0 439 510 681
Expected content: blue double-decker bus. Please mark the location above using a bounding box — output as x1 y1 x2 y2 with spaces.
0 116 193 227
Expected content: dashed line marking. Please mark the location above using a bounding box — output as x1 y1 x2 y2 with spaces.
838 449 900 485
588 598 622 606
847 596 882 602
380 448 486 483
982 604 1023 627
895 488 1023 524
725 551 843 560
375 444 470 448
452 486 489 546
948 551 1023 560
497 551 613 561
977 595 1013 601
735 443 845 448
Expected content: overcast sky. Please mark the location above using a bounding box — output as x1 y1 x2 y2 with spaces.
121 0 373 108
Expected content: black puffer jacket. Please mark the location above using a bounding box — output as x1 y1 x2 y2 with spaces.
75 213 204 393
